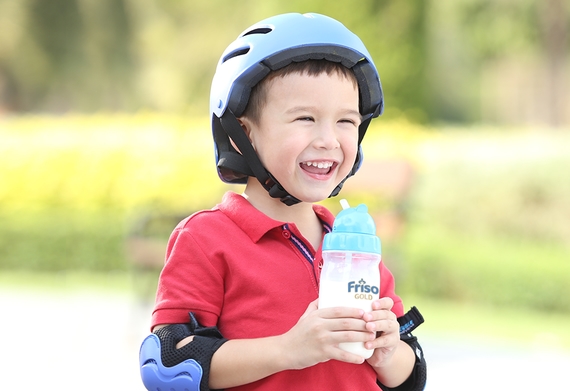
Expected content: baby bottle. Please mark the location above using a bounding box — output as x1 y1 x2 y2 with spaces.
318 199 381 359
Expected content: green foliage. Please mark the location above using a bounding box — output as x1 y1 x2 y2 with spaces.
395 128 570 313
398 223 570 313
1 0 134 111
458 0 539 60
0 113 228 270
0 208 125 271
408 129 570 243
0 113 227 212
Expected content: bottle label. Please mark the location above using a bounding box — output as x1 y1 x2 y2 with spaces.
348 278 379 297
319 277 380 310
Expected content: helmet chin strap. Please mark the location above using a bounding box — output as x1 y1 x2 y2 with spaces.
219 109 353 206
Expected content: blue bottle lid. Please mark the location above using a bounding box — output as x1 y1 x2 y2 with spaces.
323 202 381 254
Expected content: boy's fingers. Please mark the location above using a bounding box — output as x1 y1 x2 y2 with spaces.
372 297 394 310
319 306 365 320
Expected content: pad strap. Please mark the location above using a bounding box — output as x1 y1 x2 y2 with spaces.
398 306 424 334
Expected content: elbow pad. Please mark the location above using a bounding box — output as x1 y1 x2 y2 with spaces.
394 333 427 391
139 312 228 391
379 306 427 391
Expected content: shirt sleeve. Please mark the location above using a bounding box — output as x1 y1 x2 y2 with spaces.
150 225 225 330
379 261 405 318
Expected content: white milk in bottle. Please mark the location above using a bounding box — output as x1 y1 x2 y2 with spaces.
318 200 381 359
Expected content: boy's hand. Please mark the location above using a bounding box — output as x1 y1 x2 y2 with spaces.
362 297 401 367
281 299 375 370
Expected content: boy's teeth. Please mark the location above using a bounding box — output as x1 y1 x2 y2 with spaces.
306 161 332 168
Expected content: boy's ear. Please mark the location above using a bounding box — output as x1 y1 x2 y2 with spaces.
233 117 255 152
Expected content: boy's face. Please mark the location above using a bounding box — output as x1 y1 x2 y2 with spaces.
241 71 361 203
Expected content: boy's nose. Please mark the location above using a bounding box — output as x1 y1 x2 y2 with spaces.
314 123 341 150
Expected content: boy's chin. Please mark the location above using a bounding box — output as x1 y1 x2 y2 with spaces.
289 188 337 204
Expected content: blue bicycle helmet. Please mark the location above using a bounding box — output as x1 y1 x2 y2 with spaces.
210 12 384 205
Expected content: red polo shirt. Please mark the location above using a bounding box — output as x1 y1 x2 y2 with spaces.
152 191 405 390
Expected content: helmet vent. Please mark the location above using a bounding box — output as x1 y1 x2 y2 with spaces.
241 27 273 37
222 47 250 63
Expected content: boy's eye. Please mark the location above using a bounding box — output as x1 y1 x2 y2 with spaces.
297 116 314 122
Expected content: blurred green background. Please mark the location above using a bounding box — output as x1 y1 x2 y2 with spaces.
1 0 569 349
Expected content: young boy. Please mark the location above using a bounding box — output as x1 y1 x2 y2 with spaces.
140 12 426 391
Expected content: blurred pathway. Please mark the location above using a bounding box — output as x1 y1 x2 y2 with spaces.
1 288 568 390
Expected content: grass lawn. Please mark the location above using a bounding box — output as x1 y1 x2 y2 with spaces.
405 294 570 352
0 269 135 294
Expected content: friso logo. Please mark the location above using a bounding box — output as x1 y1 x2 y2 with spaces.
347 278 379 300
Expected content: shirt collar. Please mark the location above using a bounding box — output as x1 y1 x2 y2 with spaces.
217 192 334 243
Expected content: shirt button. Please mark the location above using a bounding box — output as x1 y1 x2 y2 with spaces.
282 230 291 239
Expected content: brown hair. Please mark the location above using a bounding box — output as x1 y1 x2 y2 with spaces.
240 59 359 124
